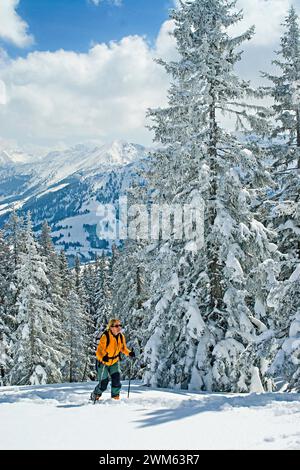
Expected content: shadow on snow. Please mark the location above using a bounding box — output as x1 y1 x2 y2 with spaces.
0 381 299 428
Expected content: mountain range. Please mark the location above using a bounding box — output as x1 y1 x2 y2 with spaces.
0 140 151 263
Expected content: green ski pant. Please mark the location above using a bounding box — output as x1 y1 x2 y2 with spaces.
94 361 122 397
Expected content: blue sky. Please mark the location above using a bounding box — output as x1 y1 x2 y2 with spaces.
5 0 175 57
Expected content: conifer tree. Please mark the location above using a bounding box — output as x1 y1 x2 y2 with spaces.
63 284 89 383
141 0 277 392
74 255 94 381
10 213 63 385
4 209 25 269
112 241 149 378
0 230 12 385
95 252 113 334
262 6 300 390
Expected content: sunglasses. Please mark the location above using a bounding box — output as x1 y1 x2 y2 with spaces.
111 324 122 328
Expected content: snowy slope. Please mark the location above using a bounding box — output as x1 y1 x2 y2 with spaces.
0 144 37 164
0 150 13 166
0 141 149 205
0 381 300 450
29 141 148 188
0 141 151 261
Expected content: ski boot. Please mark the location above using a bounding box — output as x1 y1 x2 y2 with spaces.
90 391 101 404
112 395 120 401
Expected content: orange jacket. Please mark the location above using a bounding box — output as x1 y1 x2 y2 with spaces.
96 330 131 366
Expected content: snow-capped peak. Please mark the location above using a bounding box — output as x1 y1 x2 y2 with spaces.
32 140 149 186
0 146 37 165
0 150 13 165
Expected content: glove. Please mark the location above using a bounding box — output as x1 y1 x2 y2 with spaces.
102 354 109 363
129 350 135 358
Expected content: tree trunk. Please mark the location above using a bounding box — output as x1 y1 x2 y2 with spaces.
136 266 143 309
297 109 300 168
207 96 224 311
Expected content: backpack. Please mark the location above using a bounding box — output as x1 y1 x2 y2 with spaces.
101 330 124 348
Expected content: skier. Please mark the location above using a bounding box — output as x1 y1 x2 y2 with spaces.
90 318 135 402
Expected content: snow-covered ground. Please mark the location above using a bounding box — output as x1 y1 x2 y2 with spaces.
0 381 300 450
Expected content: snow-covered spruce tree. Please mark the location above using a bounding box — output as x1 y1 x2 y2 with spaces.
3 211 26 339
81 253 116 378
141 0 278 392
56 251 79 381
55 250 69 375
58 250 73 304
261 6 300 263
63 286 90 383
39 221 60 285
0 230 13 385
1 212 27 385
94 252 113 335
39 222 63 310
38 221 68 359
268 264 300 391
74 255 95 381
261 6 300 390
59 251 91 382
111 239 150 379
82 262 97 320
4 209 25 269
82 258 99 339
10 213 63 385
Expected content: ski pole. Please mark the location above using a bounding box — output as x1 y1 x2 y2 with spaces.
127 358 134 399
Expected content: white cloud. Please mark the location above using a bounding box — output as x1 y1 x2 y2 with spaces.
155 19 178 61
0 0 34 48
173 0 293 47
90 0 123 6
0 80 7 105
232 0 292 46
0 0 297 152
0 23 175 149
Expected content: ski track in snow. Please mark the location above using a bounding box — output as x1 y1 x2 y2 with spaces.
0 381 300 450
